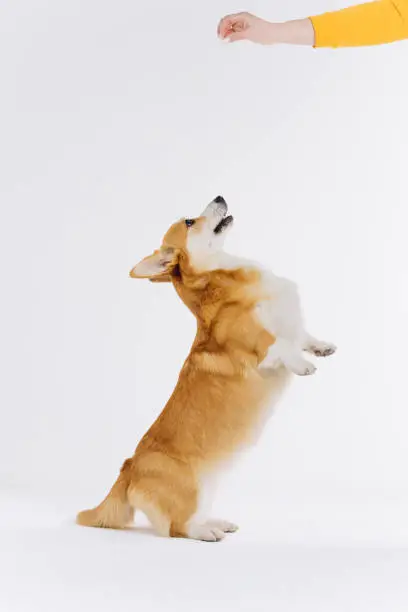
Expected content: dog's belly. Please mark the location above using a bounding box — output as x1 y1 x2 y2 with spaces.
245 366 292 445
194 366 292 521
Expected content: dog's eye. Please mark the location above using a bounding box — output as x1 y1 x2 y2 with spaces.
185 219 195 228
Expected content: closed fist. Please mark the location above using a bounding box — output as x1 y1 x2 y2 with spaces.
217 12 275 45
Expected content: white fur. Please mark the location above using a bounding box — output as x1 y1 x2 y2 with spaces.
185 198 336 377
186 522 226 542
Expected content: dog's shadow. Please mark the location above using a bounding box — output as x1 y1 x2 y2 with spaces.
126 524 160 538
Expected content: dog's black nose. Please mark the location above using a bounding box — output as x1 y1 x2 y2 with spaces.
214 195 225 204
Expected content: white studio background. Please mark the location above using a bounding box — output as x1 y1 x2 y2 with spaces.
1 1 408 610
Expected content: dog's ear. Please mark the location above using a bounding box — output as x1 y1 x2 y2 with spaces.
148 273 172 283
129 247 178 281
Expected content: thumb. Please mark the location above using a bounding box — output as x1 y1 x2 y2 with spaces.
227 31 247 43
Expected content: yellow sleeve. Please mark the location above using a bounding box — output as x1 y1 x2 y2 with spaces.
310 0 408 47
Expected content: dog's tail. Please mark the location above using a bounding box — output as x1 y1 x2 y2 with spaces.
76 458 134 529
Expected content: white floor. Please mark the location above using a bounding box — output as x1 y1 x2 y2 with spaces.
1 487 408 612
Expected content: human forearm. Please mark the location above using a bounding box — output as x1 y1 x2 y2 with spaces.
218 12 315 45
218 1 408 48
267 19 315 46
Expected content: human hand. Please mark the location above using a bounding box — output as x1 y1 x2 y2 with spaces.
217 12 276 45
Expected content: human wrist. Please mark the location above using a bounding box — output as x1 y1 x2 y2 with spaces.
272 19 315 46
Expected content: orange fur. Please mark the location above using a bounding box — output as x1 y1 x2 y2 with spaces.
77 219 288 540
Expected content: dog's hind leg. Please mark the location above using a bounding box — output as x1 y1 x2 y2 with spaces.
127 453 228 542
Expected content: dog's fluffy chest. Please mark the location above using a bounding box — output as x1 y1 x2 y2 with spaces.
211 252 304 344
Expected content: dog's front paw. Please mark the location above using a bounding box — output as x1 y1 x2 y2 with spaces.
309 343 337 358
292 361 317 376
305 338 337 358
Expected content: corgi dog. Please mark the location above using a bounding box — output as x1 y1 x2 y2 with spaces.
77 196 335 541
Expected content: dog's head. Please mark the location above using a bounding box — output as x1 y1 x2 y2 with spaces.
129 196 233 281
